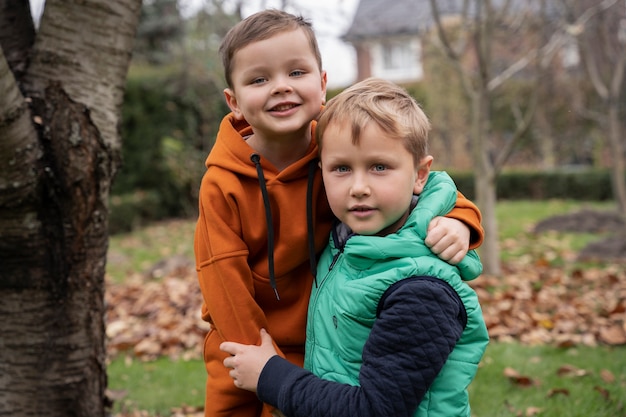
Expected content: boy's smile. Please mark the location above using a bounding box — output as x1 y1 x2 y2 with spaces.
224 28 327 151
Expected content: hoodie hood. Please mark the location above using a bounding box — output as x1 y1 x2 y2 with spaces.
206 113 319 182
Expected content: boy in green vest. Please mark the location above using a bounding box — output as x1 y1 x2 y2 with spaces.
220 77 489 417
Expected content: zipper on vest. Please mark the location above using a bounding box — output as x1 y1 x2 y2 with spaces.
317 247 343 293
328 247 343 271
307 246 343 357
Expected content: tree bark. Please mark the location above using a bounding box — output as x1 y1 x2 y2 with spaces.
0 0 141 415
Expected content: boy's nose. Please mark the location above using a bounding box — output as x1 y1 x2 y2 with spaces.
271 77 293 94
350 173 370 197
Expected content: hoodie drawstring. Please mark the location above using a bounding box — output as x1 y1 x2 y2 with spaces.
306 159 319 288
251 153 279 300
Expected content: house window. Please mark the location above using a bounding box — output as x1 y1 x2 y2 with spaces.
371 38 423 82
382 41 413 70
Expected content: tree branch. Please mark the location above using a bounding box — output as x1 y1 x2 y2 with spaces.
610 46 626 96
494 95 537 173
0 0 36 82
429 0 476 101
569 0 620 99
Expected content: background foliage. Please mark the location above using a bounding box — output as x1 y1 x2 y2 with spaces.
109 1 626 233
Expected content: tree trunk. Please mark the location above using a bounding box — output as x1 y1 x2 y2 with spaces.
0 1 141 415
606 48 626 223
471 91 501 276
475 172 500 275
607 99 626 221
534 106 556 169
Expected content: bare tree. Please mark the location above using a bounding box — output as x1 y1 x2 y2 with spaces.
429 0 552 275
564 0 626 222
428 0 617 274
0 0 141 415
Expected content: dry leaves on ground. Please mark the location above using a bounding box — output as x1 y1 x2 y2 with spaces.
106 255 210 361
106 253 626 362
472 261 626 347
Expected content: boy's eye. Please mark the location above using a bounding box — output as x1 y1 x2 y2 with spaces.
373 164 386 172
290 70 305 77
251 77 266 85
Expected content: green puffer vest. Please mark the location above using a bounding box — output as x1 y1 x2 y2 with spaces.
304 171 489 417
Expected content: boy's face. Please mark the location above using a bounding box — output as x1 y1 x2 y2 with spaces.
224 28 327 143
320 120 432 236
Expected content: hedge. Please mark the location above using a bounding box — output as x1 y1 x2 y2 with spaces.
448 169 615 201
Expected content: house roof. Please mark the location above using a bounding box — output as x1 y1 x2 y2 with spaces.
343 0 461 41
343 0 561 42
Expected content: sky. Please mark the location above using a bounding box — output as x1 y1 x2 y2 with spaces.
29 0 360 88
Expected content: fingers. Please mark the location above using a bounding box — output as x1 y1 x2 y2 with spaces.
438 246 465 264
259 328 272 345
426 216 470 265
424 217 444 249
429 235 466 264
220 329 271 369
426 215 441 233
220 341 239 356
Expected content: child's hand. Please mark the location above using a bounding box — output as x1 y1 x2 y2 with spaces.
220 329 278 392
425 216 470 265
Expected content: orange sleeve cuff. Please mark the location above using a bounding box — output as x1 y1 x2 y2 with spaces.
446 191 484 249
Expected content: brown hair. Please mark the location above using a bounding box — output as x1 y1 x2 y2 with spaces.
316 77 431 165
219 9 323 88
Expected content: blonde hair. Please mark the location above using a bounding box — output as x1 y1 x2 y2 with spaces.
219 9 323 88
316 78 431 165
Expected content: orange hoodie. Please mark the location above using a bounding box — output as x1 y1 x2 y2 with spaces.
194 113 483 416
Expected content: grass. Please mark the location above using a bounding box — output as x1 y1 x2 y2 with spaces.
107 219 196 283
494 199 611 240
495 200 614 265
107 344 626 417
108 357 206 415
470 343 626 417
106 199 624 416
106 344 626 416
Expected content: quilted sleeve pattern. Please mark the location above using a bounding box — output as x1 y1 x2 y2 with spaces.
257 277 465 417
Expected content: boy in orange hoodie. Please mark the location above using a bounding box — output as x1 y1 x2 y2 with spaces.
194 9 484 417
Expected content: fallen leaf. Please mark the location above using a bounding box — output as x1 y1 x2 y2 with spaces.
598 325 626 345
556 364 589 377
594 385 611 400
504 367 536 387
525 406 543 416
547 388 570 397
105 388 128 401
600 369 615 383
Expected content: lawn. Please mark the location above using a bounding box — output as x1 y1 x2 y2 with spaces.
470 343 626 417
107 199 626 416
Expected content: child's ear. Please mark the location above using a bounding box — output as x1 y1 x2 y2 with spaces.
320 71 328 105
413 155 433 194
224 88 244 120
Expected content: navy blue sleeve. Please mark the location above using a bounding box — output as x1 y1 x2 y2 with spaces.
256 276 465 417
